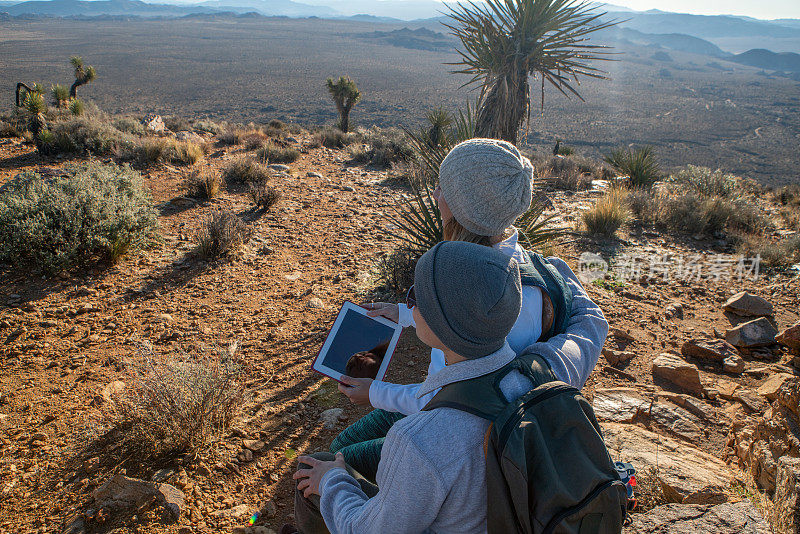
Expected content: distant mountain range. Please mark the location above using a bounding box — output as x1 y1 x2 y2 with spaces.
730 49 800 72
1 0 332 16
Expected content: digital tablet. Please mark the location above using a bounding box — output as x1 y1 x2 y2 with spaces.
312 301 402 383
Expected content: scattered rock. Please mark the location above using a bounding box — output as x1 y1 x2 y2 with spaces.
722 354 746 374
611 328 635 342
665 302 684 319
601 348 635 367
725 317 778 348
602 423 733 504
268 164 290 172
319 408 344 429
62 514 86 534
306 297 325 309
156 313 175 323
652 353 704 396
758 373 794 402
142 114 166 133
649 401 704 442
773 456 800 534
237 449 254 463
625 501 769 533
657 392 715 420
593 388 649 423
211 503 249 519
723 291 774 317
776 322 800 353
93 473 184 521
307 172 324 179
101 380 126 402
242 439 265 452
175 131 205 143
716 379 740 400
681 338 737 363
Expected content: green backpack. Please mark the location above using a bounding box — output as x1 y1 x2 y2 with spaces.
423 351 627 534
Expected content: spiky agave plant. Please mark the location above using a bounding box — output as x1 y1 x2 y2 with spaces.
387 184 443 256
445 0 618 144
23 92 47 138
52 84 70 108
325 76 361 133
603 146 661 188
69 56 97 99
425 108 452 148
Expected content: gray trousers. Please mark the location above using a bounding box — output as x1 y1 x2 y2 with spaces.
294 452 379 534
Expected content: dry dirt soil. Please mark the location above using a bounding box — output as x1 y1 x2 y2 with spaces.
0 132 798 534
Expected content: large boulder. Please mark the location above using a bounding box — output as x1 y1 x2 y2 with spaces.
725 317 778 348
652 353 704 396
602 423 733 504
625 501 770 534
93 473 184 520
723 291 774 317
773 456 800 534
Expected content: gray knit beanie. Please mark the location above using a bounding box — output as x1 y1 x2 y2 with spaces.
414 241 522 359
438 138 533 237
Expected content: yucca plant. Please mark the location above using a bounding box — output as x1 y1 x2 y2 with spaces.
52 84 70 108
23 92 48 141
69 56 97 99
516 197 571 249
325 76 361 133
445 0 618 143
387 185 443 255
603 146 661 188
426 108 452 147
69 98 85 116
15 82 43 107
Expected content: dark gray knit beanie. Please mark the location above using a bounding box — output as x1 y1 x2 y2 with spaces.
438 138 533 237
414 241 522 359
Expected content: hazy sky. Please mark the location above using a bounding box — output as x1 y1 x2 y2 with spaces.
598 0 799 20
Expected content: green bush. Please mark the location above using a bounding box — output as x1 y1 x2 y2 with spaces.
223 158 272 184
0 162 157 274
194 119 224 135
43 116 133 155
113 116 146 136
582 187 629 237
256 142 300 164
736 233 800 268
51 84 70 107
69 98 85 116
358 127 413 168
603 146 661 188
669 166 740 198
374 249 418 295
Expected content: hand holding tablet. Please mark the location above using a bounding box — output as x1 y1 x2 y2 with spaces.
312 301 402 383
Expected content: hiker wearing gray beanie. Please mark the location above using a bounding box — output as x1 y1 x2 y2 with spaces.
438 138 534 237
413 241 522 359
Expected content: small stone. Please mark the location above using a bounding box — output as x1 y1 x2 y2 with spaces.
734 389 770 414
237 449 254 463
260 500 277 517
722 354 746 374
681 338 738 363
723 291 774 317
665 302 684 319
725 317 778 348
307 172 324 179
101 380 126 402
652 353 704 396
776 322 800 352
268 164 290 172
611 328 635 342
242 439 265 452
592 388 649 423
601 348 635 367
156 313 175 323
307 297 324 309
716 379 740 400
319 408 344 429
757 373 794 402
211 503 250 519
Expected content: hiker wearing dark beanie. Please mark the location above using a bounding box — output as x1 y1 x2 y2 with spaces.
290 242 533 534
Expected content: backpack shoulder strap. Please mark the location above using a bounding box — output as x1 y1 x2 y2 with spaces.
518 249 574 340
421 352 557 420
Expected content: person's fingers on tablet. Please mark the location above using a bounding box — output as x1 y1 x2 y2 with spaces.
297 455 319 467
339 375 357 385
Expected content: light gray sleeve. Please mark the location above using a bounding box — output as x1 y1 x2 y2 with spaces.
319 426 446 534
525 257 609 388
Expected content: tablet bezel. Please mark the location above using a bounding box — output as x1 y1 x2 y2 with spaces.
311 300 403 384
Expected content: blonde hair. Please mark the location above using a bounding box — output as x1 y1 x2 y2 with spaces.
442 217 493 247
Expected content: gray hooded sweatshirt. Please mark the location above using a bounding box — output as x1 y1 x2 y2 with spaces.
318 342 534 534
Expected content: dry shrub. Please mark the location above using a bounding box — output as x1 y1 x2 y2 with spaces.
196 210 251 259
633 467 667 513
582 187 630 237
735 233 800 267
107 344 246 457
248 182 281 210
256 141 300 164
313 126 357 149
243 131 270 150
131 138 203 166
0 120 22 138
540 156 595 191
185 168 224 199
223 158 272 184
375 249 418 295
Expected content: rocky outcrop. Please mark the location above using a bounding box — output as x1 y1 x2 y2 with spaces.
723 291 774 317
625 501 770 534
93 473 184 520
602 423 732 504
773 456 800 534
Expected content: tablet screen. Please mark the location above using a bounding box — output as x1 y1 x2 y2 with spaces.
313 302 401 382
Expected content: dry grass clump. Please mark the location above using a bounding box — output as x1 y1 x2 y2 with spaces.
582 187 630 237
374 249 418 295
194 119 224 135
256 141 300 164
243 130 271 150
223 158 272 184
0 119 23 138
534 155 602 191
112 116 146 136
248 182 282 210
633 467 667 513
45 115 133 155
130 138 204 166
312 126 357 149
163 115 191 133
106 344 246 458
736 233 800 267
196 210 251 259
185 168 224 199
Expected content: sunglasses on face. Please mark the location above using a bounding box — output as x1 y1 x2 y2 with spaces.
406 285 416 309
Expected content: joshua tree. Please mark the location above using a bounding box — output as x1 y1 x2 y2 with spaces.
15 82 43 107
325 76 361 133
445 0 618 144
69 56 96 99
52 84 70 108
23 92 48 143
